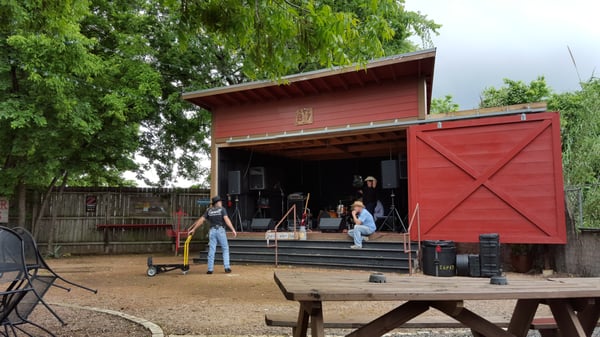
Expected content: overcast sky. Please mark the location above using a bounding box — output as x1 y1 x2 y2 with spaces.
403 0 600 109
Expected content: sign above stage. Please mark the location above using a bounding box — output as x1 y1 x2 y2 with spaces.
295 107 313 126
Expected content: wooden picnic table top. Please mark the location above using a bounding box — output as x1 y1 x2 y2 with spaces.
274 270 600 302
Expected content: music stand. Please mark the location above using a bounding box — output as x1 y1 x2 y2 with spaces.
231 195 243 232
378 190 407 232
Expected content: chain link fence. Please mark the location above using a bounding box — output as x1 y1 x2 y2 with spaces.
565 184 600 229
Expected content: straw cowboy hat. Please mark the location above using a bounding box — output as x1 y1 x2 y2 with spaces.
351 200 365 209
364 176 377 182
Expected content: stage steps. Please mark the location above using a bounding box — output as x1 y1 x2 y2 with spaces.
192 239 418 272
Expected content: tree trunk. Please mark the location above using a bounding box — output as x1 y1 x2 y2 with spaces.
17 181 27 228
47 171 68 256
32 174 60 238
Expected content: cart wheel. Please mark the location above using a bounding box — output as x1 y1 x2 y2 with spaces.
147 266 157 277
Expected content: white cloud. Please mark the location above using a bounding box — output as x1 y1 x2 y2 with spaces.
405 0 600 108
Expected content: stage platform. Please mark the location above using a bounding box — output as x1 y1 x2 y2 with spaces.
233 230 409 243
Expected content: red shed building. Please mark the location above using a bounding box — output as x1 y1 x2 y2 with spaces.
183 49 566 244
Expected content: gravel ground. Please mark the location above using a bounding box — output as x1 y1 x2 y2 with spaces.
19 254 597 336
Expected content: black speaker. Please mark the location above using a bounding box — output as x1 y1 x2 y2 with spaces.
249 167 265 190
250 218 273 231
319 218 342 232
381 160 398 189
228 170 241 195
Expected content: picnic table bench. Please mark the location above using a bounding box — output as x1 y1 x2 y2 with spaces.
265 312 596 336
96 223 172 229
273 270 600 337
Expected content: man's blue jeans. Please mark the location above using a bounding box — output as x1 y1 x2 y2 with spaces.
348 224 374 247
207 226 230 271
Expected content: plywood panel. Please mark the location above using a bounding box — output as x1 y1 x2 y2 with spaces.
408 112 566 243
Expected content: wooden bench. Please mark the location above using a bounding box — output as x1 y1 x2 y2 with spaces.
265 312 509 334
265 313 591 336
529 317 600 337
96 223 172 229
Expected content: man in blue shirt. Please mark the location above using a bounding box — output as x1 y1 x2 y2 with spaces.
347 200 376 249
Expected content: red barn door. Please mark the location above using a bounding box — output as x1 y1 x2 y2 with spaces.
408 112 566 243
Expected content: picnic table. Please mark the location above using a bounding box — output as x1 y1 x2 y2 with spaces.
274 270 600 337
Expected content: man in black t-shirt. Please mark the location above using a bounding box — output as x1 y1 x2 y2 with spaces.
362 176 378 215
189 196 237 274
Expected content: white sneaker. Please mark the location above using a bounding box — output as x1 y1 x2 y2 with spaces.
350 245 362 249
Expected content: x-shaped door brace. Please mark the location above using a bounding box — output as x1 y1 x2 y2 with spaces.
416 119 553 236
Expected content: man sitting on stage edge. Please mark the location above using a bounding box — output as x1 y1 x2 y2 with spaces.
348 200 376 249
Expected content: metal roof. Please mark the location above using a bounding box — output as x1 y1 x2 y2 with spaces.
182 49 436 111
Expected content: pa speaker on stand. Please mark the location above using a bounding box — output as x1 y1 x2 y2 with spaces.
249 167 265 190
381 160 398 189
228 170 241 195
379 159 406 232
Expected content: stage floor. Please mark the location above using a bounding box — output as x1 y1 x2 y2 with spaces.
234 230 409 242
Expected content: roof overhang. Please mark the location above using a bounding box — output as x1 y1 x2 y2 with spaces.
182 49 436 111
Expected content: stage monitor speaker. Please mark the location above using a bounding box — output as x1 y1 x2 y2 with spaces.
250 218 273 231
249 167 265 190
228 170 241 195
381 160 398 189
319 218 342 232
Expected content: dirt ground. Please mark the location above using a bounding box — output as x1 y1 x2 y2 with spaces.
26 253 555 336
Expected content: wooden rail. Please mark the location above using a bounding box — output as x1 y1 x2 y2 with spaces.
267 204 298 267
404 202 420 275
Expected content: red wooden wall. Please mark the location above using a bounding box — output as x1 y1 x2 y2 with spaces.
408 112 566 244
212 80 418 140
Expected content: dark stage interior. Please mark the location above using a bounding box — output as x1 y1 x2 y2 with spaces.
217 147 408 232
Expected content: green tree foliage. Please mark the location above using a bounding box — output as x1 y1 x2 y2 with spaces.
430 94 459 114
175 0 440 78
79 0 229 186
479 76 551 108
0 0 147 197
1 0 440 198
550 78 600 227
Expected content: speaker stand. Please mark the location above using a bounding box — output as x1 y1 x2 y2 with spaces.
231 195 243 232
378 190 407 232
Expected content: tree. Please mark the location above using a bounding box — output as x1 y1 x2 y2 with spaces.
479 76 551 108
1 0 440 232
175 0 440 78
430 95 459 114
0 0 164 243
550 78 600 227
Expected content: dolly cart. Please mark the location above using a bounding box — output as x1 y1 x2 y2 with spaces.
146 234 193 277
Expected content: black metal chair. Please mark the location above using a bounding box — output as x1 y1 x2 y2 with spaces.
0 226 98 336
13 227 97 294
0 226 51 337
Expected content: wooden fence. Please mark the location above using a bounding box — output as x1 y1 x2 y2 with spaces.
8 187 211 254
